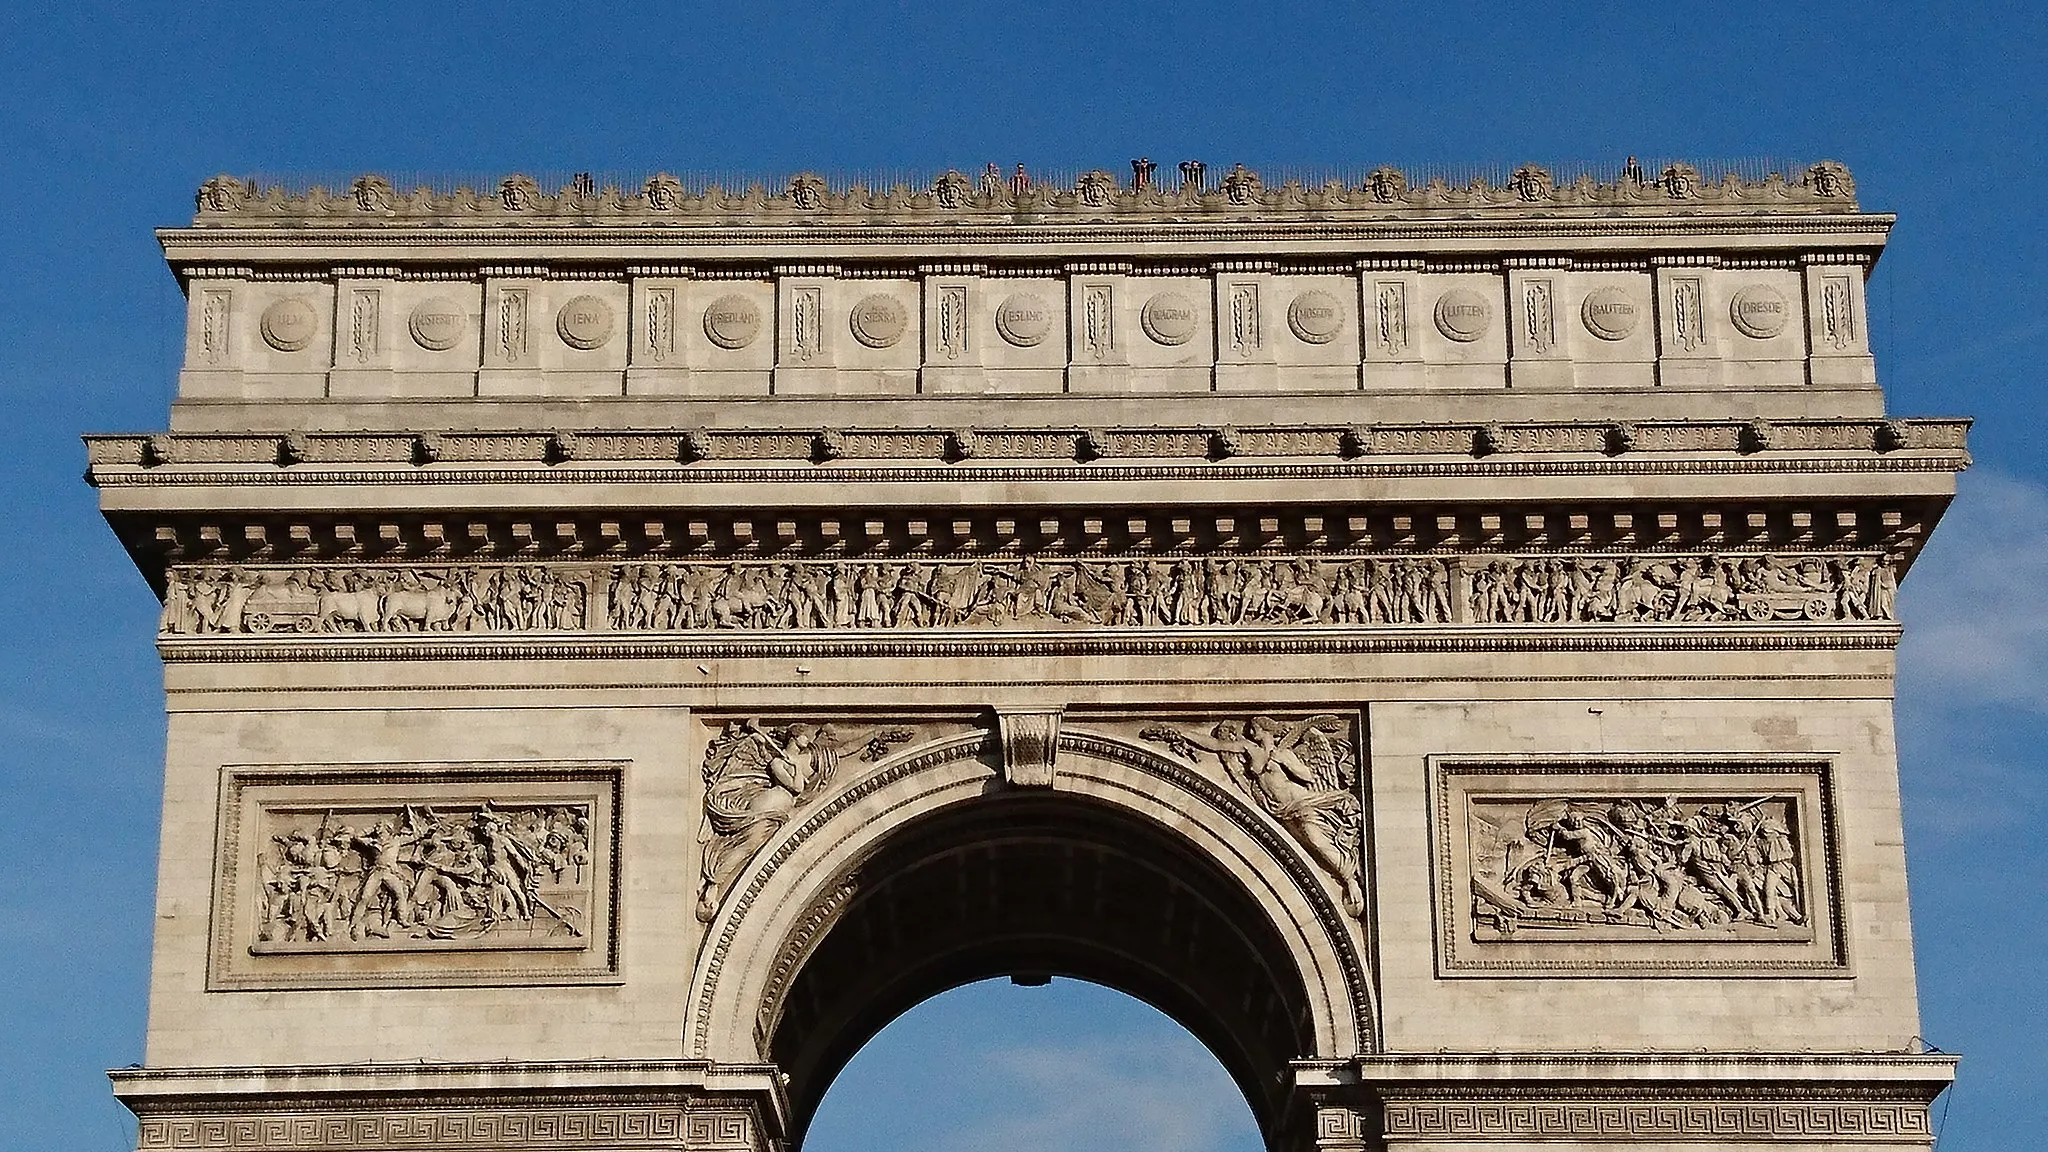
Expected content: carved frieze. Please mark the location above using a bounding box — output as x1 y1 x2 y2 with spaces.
1140 714 1364 916
156 552 1899 638
1432 759 1844 975
187 162 1861 224
211 764 620 989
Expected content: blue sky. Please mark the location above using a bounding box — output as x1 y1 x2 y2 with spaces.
2 3 2043 1149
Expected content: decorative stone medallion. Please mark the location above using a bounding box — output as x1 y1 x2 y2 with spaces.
1287 290 1343 345
1580 287 1640 341
407 298 466 351
1730 284 1791 339
259 297 319 352
994 293 1054 347
556 295 616 350
1140 292 1199 346
702 295 763 350
849 294 910 348
1432 289 1491 342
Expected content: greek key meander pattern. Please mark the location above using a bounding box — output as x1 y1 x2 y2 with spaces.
1379 1100 1930 1140
137 1108 754 1150
160 552 1896 638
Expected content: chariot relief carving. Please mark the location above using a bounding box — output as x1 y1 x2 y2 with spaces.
696 721 916 921
157 552 1899 637
1140 714 1364 915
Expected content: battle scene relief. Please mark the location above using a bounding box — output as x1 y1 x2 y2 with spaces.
1467 794 1810 942
253 801 595 952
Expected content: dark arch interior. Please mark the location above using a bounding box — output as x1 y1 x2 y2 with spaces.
767 790 1317 1147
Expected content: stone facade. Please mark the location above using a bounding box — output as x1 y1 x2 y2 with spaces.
100 163 1959 1150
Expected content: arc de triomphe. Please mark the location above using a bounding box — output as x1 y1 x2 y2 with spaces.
97 162 1962 1151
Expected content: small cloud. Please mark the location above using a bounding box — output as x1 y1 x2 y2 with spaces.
1898 470 2048 715
1896 469 2048 838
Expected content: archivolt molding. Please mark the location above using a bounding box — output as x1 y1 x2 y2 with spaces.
686 724 1376 1067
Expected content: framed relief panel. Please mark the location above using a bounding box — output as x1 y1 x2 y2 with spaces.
1429 756 1845 977
208 761 621 990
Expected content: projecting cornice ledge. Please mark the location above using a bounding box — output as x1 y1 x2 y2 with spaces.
84 417 1972 485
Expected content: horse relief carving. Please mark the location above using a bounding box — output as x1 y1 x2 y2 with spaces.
157 553 1899 636
1141 715 1364 916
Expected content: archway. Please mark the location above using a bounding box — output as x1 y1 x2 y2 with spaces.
687 729 1376 1151
804 977 1265 1152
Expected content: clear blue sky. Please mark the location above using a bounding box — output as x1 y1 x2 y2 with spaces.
3 4 2042 1150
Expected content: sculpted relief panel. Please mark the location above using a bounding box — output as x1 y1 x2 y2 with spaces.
211 765 620 989
158 553 1900 638
1139 714 1365 915
253 802 595 951
1433 760 1844 975
696 721 919 921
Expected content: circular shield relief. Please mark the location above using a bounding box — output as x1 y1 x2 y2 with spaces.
1140 292 1199 346
1287 290 1343 344
556 295 616 350
407 298 466 351
994 293 1054 347
849 294 909 348
260 297 318 352
1432 289 1491 342
1729 284 1790 339
1580 286 1640 341
702 295 763 350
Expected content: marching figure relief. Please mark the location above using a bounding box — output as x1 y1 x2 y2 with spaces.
159 552 1901 636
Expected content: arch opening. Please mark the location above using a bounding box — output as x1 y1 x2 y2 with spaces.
804 977 1265 1152
764 791 1319 1148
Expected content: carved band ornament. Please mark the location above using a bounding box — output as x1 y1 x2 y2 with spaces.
191 161 1856 224
159 552 1898 639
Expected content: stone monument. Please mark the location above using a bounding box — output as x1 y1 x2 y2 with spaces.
96 161 1962 1151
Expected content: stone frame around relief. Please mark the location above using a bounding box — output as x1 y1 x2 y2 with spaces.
1427 755 1846 977
207 761 623 991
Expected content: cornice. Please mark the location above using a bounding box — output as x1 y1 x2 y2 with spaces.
1298 1050 1957 1090
155 625 1902 664
159 213 1894 261
83 418 1973 483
